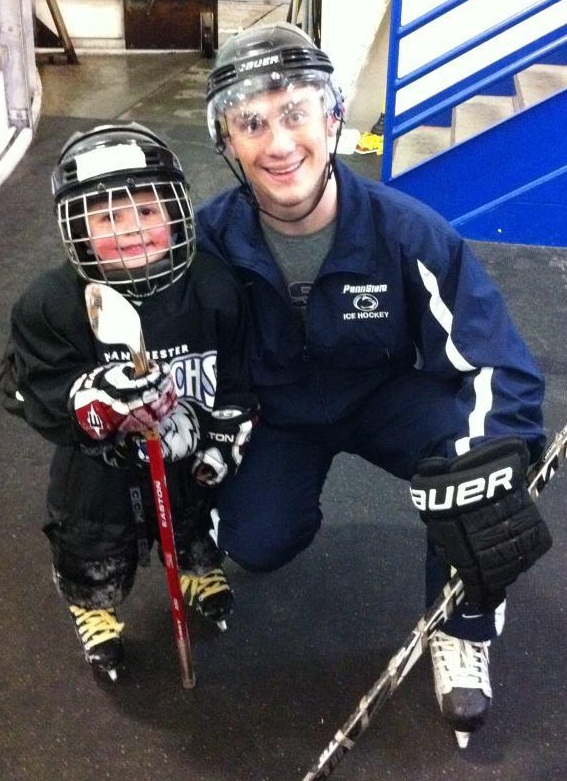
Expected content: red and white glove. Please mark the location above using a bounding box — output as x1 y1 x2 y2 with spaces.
69 361 177 441
192 406 256 486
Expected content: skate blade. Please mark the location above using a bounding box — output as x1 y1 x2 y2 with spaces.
90 663 120 683
216 619 228 632
455 730 471 749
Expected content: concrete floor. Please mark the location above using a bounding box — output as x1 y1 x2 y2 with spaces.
35 1 381 134
37 1 290 128
1 7 566 781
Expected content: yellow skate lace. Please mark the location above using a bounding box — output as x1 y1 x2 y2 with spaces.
180 568 230 607
69 606 125 651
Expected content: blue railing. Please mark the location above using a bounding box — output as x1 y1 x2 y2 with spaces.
382 0 567 181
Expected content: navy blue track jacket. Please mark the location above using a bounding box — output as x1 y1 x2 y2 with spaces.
196 159 545 457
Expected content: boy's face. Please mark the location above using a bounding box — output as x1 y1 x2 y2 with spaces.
224 85 337 219
86 190 171 272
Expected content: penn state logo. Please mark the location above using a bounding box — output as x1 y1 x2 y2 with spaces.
353 293 379 312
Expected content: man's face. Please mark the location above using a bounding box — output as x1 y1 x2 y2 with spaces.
86 190 171 273
225 86 337 219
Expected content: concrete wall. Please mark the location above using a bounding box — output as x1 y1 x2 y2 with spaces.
321 0 389 121
35 0 125 50
0 0 41 184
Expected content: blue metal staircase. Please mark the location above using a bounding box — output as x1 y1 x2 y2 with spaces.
382 0 567 247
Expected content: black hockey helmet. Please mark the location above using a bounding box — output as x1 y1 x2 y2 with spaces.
51 122 196 299
205 22 344 152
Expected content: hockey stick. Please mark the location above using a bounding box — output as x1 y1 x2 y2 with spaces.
300 422 567 781
85 282 196 689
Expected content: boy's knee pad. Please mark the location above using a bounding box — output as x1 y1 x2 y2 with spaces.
52 553 136 608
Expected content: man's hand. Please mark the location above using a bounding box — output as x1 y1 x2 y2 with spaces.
410 438 552 611
192 405 256 486
69 361 177 440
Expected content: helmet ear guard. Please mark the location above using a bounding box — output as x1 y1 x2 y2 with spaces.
213 118 226 155
331 85 345 121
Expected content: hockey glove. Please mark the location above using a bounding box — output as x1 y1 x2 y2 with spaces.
69 361 177 441
80 400 200 468
410 437 552 612
192 406 257 487
136 399 201 463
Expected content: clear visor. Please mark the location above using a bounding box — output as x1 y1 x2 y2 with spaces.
207 71 340 144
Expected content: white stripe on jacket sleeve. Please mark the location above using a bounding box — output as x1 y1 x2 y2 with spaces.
416 259 493 454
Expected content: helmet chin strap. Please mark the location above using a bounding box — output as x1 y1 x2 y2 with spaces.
219 118 344 225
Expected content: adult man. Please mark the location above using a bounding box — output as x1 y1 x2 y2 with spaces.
196 22 551 743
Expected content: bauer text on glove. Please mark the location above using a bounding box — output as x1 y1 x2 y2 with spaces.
410 437 552 611
69 361 177 440
192 405 256 486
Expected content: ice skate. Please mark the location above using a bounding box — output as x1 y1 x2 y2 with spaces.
180 566 234 631
69 605 125 681
429 629 491 747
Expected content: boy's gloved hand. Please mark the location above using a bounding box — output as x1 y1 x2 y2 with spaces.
410 437 552 611
69 361 177 440
192 406 256 486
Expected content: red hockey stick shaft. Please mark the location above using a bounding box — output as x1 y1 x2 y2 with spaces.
131 356 196 690
145 430 195 689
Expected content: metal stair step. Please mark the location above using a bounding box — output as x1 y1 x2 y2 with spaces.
392 125 452 175
514 63 567 109
452 95 516 144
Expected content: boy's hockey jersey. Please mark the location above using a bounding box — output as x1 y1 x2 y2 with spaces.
2 251 253 450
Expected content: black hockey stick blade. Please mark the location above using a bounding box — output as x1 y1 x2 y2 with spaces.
300 422 567 781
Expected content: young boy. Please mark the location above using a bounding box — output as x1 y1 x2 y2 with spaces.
0 122 257 679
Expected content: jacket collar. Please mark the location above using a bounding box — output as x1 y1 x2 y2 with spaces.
226 159 381 280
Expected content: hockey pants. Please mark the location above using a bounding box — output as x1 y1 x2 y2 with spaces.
216 372 504 641
44 446 219 609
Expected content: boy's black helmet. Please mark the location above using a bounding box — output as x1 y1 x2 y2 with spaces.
52 123 196 299
52 122 186 201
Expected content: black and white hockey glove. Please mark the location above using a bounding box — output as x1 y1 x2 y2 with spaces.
410 438 552 611
192 406 256 487
135 399 201 463
69 361 177 441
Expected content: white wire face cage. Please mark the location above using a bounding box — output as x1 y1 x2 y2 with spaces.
57 179 196 299
207 71 344 150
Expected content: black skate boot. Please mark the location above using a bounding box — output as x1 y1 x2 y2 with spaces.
429 629 492 748
180 567 234 631
69 605 125 681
